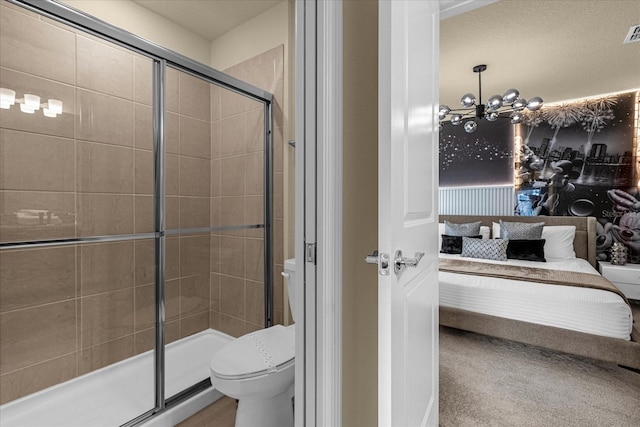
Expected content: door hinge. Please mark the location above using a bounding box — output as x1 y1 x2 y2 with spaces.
305 243 317 264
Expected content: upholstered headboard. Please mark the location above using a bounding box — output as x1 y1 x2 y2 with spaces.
439 215 597 268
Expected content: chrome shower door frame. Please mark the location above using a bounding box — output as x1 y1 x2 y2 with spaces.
2 1 274 425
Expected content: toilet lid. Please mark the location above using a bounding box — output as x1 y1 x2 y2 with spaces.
211 325 295 380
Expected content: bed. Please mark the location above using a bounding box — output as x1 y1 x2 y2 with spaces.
438 214 640 371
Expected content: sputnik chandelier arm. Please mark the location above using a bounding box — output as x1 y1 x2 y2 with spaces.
439 64 543 133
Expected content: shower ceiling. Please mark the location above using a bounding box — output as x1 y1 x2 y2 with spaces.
132 0 281 41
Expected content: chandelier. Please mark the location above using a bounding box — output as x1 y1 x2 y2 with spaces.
438 64 543 133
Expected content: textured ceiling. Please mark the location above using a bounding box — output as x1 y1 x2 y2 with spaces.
440 0 640 108
133 0 640 107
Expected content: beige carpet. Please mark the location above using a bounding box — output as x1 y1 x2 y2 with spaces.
439 326 640 427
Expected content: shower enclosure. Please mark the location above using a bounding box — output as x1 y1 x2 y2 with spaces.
0 0 279 425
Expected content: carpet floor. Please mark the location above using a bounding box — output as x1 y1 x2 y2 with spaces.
439 326 640 427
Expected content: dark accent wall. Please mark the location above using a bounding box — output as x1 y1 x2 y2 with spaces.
439 90 640 264
516 91 639 263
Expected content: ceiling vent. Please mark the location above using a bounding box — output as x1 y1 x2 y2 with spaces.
623 24 640 44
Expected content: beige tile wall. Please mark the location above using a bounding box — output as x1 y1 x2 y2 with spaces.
0 4 156 403
0 1 283 405
209 45 285 337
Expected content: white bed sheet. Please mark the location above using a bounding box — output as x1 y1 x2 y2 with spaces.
439 254 633 340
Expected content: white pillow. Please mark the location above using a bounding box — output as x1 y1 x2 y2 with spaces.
438 223 445 249
479 226 491 240
541 225 576 259
492 222 500 239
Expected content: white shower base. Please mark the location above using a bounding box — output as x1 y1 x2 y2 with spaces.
0 329 233 427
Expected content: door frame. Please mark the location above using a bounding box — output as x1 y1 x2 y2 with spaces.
296 1 497 425
295 0 343 426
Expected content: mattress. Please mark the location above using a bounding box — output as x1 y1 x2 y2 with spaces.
439 254 633 340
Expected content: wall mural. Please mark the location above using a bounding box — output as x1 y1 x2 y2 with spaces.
516 90 640 264
439 117 514 187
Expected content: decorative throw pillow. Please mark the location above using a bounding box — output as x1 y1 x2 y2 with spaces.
444 220 482 236
499 220 544 240
541 226 576 259
461 237 508 261
506 239 546 262
440 235 482 254
492 222 501 239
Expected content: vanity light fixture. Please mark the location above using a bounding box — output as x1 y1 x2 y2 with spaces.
0 88 16 109
43 99 63 117
0 88 63 117
439 64 544 133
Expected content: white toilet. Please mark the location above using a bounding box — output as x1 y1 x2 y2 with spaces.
210 258 296 427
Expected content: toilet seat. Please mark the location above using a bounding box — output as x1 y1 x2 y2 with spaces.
210 325 295 381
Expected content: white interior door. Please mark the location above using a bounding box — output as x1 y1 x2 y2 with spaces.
378 1 440 426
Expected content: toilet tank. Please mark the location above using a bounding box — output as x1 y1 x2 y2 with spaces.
283 258 296 323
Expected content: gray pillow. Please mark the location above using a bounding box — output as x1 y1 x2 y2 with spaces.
499 220 544 240
444 220 482 237
461 237 509 261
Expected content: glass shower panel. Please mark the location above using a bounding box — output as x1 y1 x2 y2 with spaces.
0 4 155 420
1 1 274 424
74 40 155 238
164 66 213 397
215 83 267 337
163 66 270 397
165 65 212 336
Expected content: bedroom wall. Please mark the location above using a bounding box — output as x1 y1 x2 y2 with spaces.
440 90 640 264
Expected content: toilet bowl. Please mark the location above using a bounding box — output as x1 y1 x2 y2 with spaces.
210 258 296 427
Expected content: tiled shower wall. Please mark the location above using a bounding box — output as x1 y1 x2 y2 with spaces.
212 46 285 336
0 1 283 405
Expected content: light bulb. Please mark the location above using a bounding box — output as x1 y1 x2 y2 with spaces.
460 93 476 108
510 111 523 124
43 108 57 118
512 98 527 111
438 105 451 120
464 120 477 133
503 88 519 105
485 111 500 122
0 88 16 107
526 97 543 111
20 103 35 114
23 94 41 110
486 95 503 111
47 99 63 114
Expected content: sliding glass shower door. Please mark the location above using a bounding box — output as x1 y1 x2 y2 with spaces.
0 9 158 422
0 1 274 425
